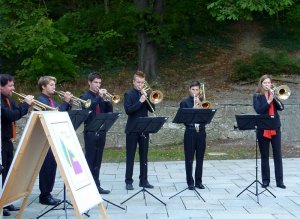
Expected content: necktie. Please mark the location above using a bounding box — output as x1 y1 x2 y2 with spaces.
263 92 276 139
95 104 100 115
5 98 17 140
48 97 55 108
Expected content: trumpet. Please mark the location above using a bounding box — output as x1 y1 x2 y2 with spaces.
102 92 121 103
270 84 291 100
12 91 57 111
54 90 91 108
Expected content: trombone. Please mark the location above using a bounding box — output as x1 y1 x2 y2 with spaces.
54 90 91 108
194 84 212 109
12 91 57 111
141 81 164 116
142 81 164 104
271 84 291 100
200 83 212 109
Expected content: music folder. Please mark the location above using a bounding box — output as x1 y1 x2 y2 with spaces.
235 114 277 130
127 117 168 134
68 109 90 130
85 112 120 133
173 108 217 125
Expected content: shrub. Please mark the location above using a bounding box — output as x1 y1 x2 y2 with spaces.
233 51 300 81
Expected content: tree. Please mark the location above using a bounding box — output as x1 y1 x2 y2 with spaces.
135 0 164 82
0 0 78 82
207 0 295 21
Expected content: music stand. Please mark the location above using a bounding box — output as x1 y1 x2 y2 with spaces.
84 112 125 210
120 116 168 206
169 108 217 202
37 110 91 218
235 114 276 203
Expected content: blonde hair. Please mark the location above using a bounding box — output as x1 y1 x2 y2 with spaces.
37 76 57 91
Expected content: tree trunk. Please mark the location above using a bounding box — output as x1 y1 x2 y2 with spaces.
136 0 164 82
104 0 109 14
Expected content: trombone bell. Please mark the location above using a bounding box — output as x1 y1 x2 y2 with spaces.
274 85 291 100
200 101 212 109
150 90 163 104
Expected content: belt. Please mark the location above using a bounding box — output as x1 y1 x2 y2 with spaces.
185 126 205 132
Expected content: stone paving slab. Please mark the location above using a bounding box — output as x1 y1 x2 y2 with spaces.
3 158 300 219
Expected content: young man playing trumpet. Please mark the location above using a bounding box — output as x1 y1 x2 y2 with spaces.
80 72 113 194
180 80 206 190
1 74 34 216
37 76 73 205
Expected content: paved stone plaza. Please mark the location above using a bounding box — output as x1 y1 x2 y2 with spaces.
5 158 300 219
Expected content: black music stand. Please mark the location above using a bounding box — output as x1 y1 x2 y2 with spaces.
235 114 276 204
169 108 217 202
120 116 168 206
84 112 125 210
37 110 91 218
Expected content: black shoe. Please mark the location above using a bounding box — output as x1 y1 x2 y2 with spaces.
39 195 60 205
195 183 205 189
3 209 10 216
139 182 154 189
126 184 134 190
262 182 269 188
276 183 286 189
4 204 20 211
98 187 110 194
188 184 194 190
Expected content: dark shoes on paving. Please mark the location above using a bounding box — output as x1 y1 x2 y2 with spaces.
98 186 110 194
195 183 205 189
4 204 20 211
39 195 61 206
3 204 20 216
126 184 134 190
3 209 11 216
188 183 205 190
262 182 269 188
262 182 286 189
276 183 286 189
188 184 194 190
139 181 154 189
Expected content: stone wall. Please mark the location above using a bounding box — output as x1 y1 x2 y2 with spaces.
16 90 300 148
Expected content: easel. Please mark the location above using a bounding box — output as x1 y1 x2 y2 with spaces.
37 110 90 218
235 114 276 203
85 113 125 210
169 108 217 202
120 116 168 206
0 112 107 219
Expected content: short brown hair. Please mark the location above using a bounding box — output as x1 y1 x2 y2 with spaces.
37 76 57 91
133 70 145 80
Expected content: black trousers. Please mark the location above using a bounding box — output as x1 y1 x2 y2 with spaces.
84 131 106 188
39 149 57 198
257 130 283 184
1 139 14 185
125 132 149 185
184 128 206 186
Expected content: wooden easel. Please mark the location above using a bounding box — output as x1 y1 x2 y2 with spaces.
0 112 107 219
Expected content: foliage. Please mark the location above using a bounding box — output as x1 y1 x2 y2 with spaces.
55 4 137 71
207 0 295 21
233 51 300 81
262 28 300 51
0 0 78 82
286 4 300 25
